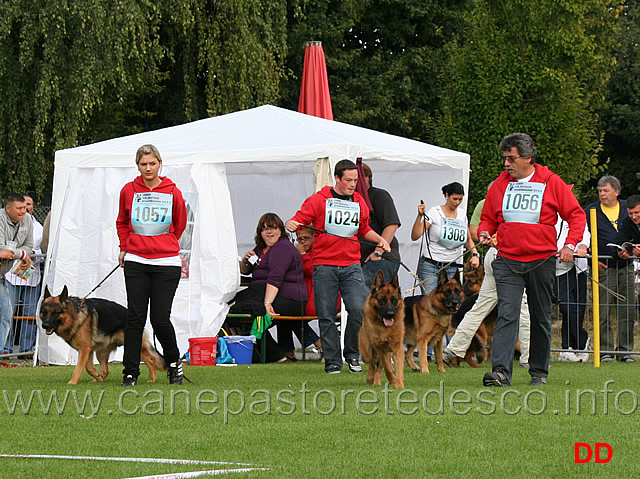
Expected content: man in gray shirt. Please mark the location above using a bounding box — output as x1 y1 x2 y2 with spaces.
0 193 33 353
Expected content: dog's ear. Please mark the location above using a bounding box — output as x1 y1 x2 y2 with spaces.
44 285 51 299
372 270 385 291
437 269 449 286
391 271 400 290
60 285 69 302
452 271 462 285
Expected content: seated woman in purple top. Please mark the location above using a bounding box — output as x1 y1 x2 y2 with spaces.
233 213 308 362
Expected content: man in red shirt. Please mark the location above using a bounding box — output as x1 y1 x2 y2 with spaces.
478 133 585 386
286 160 390 374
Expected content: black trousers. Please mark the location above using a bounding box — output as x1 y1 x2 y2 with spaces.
123 261 181 377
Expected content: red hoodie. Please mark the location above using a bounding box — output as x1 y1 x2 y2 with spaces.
479 165 585 262
289 186 373 267
117 176 187 259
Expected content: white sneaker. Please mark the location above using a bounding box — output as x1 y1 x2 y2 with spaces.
558 349 580 362
576 338 590 362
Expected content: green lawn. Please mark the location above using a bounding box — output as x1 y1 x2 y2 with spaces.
0 359 638 478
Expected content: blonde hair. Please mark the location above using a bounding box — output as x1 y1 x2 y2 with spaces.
135 144 162 165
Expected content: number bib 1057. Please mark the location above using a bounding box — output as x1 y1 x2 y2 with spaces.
502 182 546 224
439 217 467 249
325 198 360 237
131 192 173 236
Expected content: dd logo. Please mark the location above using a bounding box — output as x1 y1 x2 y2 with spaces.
574 443 612 463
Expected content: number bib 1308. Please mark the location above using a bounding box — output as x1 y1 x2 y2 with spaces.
502 182 546 224
325 198 360 237
439 217 467 249
131 192 173 236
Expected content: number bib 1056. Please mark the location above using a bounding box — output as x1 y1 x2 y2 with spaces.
502 182 546 224
439 217 467 249
131 192 173 236
325 198 360 237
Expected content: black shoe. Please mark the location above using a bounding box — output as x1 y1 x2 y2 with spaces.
530 375 547 386
326 366 342 374
619 356 636 363
346 358 362 373
167 361 184 385
120 374 137 387
600 354 614 362
483 370 509 387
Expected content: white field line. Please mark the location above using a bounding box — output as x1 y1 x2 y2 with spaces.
0 453 266 467
123 468 269 478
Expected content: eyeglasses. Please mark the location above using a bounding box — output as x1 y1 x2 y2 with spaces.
297 236 312 242
502 155 524 163
261 225 278 232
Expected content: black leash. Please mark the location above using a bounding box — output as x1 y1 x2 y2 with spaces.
83 264 120 299
300 226 423 289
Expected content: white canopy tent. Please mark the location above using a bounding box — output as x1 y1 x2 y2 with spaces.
38 104 470 365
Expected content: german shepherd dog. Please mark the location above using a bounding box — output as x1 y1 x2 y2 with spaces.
462 261 485 298
404 269 462 373
40 285 165 384
359 271 405 389
450 293 495 368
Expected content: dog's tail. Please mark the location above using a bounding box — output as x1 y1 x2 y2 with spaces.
141 332 167 371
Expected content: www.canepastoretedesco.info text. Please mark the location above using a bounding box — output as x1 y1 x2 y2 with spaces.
2 380 637 423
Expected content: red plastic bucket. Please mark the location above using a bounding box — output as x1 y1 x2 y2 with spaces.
188 337 218 366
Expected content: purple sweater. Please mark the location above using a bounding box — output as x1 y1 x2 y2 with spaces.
252 238 308 302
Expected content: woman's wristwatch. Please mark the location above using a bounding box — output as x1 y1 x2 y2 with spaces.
472 252 480 258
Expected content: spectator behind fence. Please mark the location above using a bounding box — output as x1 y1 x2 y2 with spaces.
0 193 34 354
585 176 635 363
359 163 402 289
3 195 43 355
554 190 591 362
478 133 585 387
411 182 480 295
232 213 308 363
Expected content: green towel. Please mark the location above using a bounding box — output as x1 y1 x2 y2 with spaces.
250 313 273 339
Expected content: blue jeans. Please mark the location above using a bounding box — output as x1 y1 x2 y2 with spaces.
313 263 368 371
362 257 401 291
492 256 556 382
554 267 588 350
417 257 459 294
3 282 41 353
0 279 14 353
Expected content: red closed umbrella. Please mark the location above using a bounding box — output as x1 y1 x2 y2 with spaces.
298 41 333 120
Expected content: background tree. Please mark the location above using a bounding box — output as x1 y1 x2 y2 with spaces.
0 0 288 200
280 0 469 142
0 0 163 197
436 0 620 208
599 0 640 200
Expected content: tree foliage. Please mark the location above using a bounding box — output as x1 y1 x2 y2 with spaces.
436 0 621 207
599 0 640 199
0 0 288 199
280 0 469 142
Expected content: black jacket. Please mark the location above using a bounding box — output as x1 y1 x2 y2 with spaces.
584 199 629 266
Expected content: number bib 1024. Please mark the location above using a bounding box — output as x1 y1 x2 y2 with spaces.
131 192 173 236
438 217 467 249
325 198 360 237
502 182 546 224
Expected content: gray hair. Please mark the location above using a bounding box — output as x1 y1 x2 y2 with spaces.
499 133 537 164
597 175 621 192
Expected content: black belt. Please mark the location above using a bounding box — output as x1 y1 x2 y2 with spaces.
422 256 462 269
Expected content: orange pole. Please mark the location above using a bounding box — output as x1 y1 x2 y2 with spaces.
590 208 600 368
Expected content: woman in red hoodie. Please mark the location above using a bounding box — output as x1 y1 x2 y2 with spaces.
116 145 187 386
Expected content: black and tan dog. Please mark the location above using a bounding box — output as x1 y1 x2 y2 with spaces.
40 285 165 384
359 271 405 389
404 269 462 373
450 293 495 368
462 260 485 298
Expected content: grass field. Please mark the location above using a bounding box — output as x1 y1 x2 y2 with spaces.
0 358 638 478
